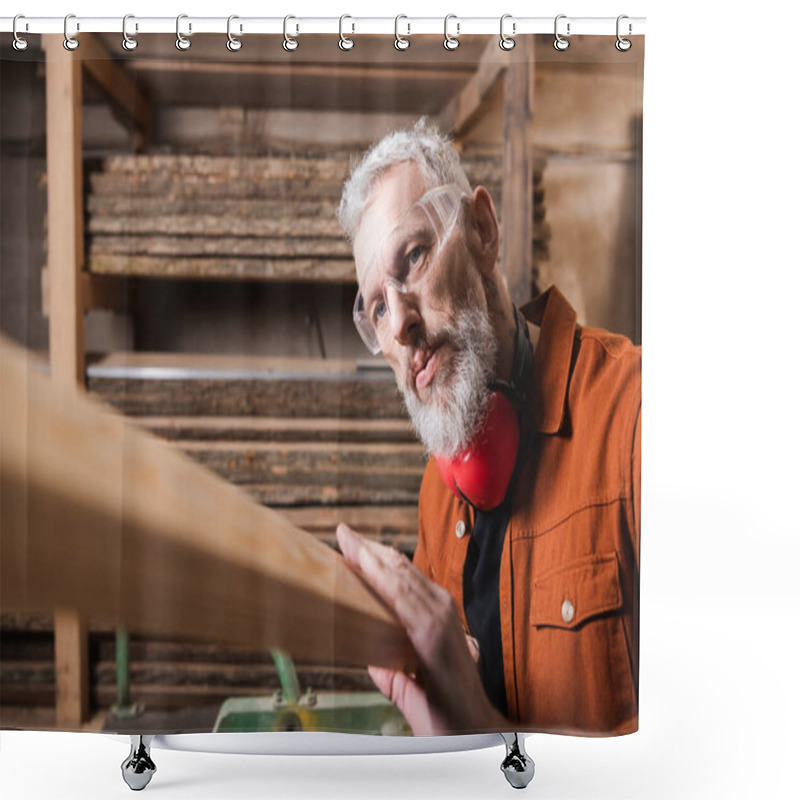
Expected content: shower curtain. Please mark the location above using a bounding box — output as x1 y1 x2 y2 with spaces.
0 27 644 740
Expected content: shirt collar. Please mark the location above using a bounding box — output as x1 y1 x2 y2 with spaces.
519 286 578 434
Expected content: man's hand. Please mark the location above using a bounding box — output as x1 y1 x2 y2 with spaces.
336 523 507 736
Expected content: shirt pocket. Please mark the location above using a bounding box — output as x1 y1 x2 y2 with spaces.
530 552 623 629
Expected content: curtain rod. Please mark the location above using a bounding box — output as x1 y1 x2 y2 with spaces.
1 16 646 38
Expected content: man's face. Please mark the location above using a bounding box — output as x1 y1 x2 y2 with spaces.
353 161 498 458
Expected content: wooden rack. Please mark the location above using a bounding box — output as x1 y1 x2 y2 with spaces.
35 31 541 729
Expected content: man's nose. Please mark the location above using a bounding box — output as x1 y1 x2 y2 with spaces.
386 283 420 346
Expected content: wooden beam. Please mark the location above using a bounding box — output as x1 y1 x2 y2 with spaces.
79 33 152 144
501 36 537 306
125 58 473 85
44 35 85 386
54 607 89 728
437 38 509 138
42 268 133 315
43 34 88 729
0 335 415 673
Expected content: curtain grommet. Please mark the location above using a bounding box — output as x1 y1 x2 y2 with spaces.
443 14 460 51
12 15 29 51
175 14 191 51
339 14 355 51
283 15 299 51
226 15 243 51
499 14 515 51
63 13 79 51
554 14 570 51
394 15 410 50
615 15 632 51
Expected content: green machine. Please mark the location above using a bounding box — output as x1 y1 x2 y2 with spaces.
212 649 411 736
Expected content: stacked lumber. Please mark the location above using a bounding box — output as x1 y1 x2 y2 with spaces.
85 151 548 280
0 612 374 718
86 352 425 554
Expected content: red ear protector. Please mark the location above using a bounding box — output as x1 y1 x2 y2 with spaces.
435 307 533 512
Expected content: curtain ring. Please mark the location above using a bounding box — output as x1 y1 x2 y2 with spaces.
616 15 632 51
12 15 29 51
339 14 354 51
283 15 299 51
176 14 191 50
394 15 410 50
499 14 515 51
63 13 79 51
443 14 460 51
227 15 243 51
122 14 138 51
554 14 570 51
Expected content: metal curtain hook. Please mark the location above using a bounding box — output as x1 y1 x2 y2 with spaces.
554 14 570 51
227 15 243 51
394 15 410 50
176 14 191 50
283 15 299 51
122 15 138 51
63 13 79 51
499 14 515 51
443 14 460 51
616 14 632 51
12 15 29 51
339 14 354 50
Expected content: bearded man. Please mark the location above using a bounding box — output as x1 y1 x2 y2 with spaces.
335 120 641 740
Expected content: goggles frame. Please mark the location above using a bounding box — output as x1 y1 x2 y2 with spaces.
353 183 468 354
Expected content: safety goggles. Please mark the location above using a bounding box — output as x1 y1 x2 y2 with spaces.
353 183 468 355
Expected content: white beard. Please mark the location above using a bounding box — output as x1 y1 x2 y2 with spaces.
400 303 498 459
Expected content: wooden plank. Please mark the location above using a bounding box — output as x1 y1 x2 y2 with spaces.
78 33 152 142
87 255 356 282
0 336 415 672
501 36 537 306
101 154 350 181
88 172 346 200
245 484 420 508
53 608 89 728
88 377 403 419
178 441 425 490
43 34 88 730
88 235 352 258
438 37 509 137
43 36 84 385
41 268 134 316
124 58 475 84
138 416 416 443
283 505 418 537
87 214 344 239
87 196 339 219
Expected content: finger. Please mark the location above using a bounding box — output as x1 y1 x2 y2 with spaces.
358 545 442 626
336 522 364 569
367 665 424 716
465 633 481 664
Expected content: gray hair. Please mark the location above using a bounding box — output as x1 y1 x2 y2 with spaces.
337 118 472 241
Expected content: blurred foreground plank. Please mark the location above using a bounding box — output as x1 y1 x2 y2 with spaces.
0 335 414 672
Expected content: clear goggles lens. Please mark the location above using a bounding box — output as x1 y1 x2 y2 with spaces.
353 184 467 354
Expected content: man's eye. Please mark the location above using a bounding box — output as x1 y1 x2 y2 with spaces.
407 245 424 269
373 301 387 324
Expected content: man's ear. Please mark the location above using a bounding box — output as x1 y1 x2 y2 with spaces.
468 186 500 277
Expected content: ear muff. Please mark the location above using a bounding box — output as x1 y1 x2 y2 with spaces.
434 306 533 512
435 390 519 511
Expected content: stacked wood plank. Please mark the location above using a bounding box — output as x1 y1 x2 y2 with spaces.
85 150 548 281
86 352 424 554
0 612 374 718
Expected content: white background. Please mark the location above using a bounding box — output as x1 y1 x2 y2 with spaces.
2 1 799 798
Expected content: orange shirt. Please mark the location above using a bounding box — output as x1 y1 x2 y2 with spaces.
414 286 641 735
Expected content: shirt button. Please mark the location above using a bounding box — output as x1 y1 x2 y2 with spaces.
561 599 575 624
455 521 467 539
